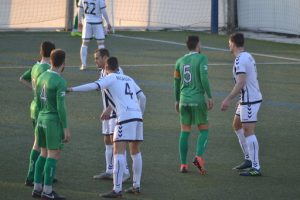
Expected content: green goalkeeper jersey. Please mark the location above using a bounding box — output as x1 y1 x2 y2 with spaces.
36 70 68 128
20 62 51 120
174 52 212 105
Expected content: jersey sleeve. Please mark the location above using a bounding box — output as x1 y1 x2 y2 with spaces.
132 80 142 95
20 69 32 82
235 54 247 74
57 80 68 128
174 61 181 101
96 75 114 90
78 0 83 7
100 0 106 9
132 80 146 114
200 56 212 99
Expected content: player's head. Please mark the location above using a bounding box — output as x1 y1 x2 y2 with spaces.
94 48 110 69
40 41 55 58
229 32 244 52
106 57 119 73
50 49 66 72
186 35 201 52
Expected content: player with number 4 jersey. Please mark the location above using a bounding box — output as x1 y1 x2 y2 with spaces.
68 57 146 198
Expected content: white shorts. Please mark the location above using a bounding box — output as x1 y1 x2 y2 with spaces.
102 118 116 135
235 103 261 123
82 22 105 41
113 120 143 142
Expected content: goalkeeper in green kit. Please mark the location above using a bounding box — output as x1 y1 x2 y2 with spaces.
174 35 213 175
32 49 71 200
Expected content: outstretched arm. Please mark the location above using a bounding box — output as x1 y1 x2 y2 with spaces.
68 82 99 92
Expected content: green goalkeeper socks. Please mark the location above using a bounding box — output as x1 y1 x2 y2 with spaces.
179 131 190 164
196 130 209 156
26 149 40 182
44 158 57 186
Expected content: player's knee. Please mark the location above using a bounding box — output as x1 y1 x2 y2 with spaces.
104 135 113 145
129 142 140 155
197 124 208 130
243 124 255 135
233 117 242 130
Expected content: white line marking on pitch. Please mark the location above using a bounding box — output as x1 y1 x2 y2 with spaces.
113 34 300 62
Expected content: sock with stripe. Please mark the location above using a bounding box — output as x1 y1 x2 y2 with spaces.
246 134 260 170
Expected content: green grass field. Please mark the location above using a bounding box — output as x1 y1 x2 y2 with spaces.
1 31 300 200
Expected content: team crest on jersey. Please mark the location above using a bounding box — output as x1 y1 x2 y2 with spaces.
61 91 66 97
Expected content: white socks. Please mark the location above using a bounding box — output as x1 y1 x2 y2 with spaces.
246 134 260 170
105 145 113 174
80 45 88 67
113 154 125 193
131 152 142 188
124 150 130 175
98 44 105 49
235 129 250 160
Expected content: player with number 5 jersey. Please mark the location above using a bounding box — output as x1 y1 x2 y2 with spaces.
174 35 213 175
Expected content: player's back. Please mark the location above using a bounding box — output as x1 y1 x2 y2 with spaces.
36 70 67 118
80 0 105 23
31 62 51 97
233 52 262 103
97 73 142 122
176 52 208 104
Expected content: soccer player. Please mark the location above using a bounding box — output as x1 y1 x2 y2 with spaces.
31 49 71 200
174 35 213 175
91 49 130 181
78 0 112 70
68 57 146 198
19 41 55 186
221 32 262 176
70 0 82 37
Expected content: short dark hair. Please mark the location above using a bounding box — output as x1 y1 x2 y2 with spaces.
229 32 244 47
106 57 119 71
50 49 65 68
186 35 199 50
40 41 55 57
95 48 110 58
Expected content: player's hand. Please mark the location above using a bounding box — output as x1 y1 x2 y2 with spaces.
100 110 110 120
221 98 230 111
175 101 179 113
78 22 83 32
66 87 73 93
107 24 112 33
63 128 71 143
207 98 214 110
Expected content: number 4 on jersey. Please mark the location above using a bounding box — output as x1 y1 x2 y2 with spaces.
40 84 47 101
125 83 133 99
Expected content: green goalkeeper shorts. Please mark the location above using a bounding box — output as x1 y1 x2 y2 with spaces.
36 116 64 150
179 103 208 125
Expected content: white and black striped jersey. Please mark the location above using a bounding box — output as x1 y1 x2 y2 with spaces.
99 67 123 119
233 51 262 104
95 73 143 122
78 0 106 23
